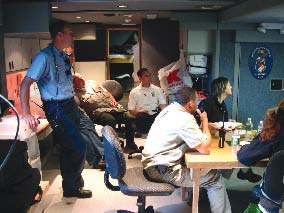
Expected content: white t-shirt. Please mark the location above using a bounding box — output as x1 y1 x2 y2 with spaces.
141 102 208 168
128 83 166 115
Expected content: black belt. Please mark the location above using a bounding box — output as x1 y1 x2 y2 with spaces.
42 97 73 104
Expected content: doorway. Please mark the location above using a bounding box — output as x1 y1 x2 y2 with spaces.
107 27 141 93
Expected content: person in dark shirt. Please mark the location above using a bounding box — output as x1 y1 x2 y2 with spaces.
238 97 284 212
198 77 231 122
237 97 284 166
199 77 261 183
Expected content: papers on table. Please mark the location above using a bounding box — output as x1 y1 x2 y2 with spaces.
240 141 250 146
209 122 243 131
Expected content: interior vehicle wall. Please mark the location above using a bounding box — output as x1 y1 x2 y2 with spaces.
141 19 180 86
238 42 284 125
219 30 236 120
219 30 284 125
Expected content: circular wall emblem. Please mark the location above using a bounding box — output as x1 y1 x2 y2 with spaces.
248 46 273 80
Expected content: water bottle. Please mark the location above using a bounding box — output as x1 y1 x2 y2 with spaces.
231 130 240 156
245 118 253 141
257 120 263 133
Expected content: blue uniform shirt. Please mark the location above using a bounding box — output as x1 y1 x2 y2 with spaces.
26 44 74 101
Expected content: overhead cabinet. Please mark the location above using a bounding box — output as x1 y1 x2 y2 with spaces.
4 38 48 72
4 38 22 72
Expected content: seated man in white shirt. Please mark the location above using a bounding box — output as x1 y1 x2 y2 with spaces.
128 68 167 134
142 87 232 213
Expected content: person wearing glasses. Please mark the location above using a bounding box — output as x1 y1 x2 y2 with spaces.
20 19 92 198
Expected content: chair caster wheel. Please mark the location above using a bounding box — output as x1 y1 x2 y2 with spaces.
145 206 154 213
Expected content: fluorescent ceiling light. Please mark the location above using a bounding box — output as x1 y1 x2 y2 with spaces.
118 5 127 8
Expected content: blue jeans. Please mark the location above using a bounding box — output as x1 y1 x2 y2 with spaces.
43 98 86 193
78 109 104 166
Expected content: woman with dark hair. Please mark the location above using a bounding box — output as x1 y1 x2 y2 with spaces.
198 77 231 122
199 77 261 183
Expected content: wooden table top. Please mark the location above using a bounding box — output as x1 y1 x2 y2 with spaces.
185 138 266 169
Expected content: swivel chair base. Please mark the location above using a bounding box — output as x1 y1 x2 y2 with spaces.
117 196 154 213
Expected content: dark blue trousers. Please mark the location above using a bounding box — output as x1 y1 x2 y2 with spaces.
135 112 159 134
78 109 104 166
43 98 86 193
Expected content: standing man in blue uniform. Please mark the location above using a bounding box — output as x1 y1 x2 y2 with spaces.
20 19 92 198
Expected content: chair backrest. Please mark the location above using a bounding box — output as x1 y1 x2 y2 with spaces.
102 125 126 191
261 150 284 204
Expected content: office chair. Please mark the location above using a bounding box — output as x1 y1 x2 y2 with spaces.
258 150 284 213
102 125 175 213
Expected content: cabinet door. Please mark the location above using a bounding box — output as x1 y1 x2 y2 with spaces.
10 38 22 71
4 38 22 72
4 38 12 72
31 39 40 59
22 38 33 69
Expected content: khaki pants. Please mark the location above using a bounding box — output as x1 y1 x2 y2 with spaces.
145 165 232 213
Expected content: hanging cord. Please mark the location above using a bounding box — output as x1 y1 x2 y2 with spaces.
0 94 20 172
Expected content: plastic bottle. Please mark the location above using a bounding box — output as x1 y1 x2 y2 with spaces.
257 120 263 133
231 130 240 156
245 118 253 141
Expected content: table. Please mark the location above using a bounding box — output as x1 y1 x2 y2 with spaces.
185 138 266 213
0 115 52 172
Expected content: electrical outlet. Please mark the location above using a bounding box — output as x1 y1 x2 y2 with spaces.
270 79 283 91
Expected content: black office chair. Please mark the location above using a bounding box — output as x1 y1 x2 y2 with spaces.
257 150 284 212
102 125 175 213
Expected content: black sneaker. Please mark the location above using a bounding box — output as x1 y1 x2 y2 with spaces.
125 143 138 151
63 188 92 198
237 169 262 183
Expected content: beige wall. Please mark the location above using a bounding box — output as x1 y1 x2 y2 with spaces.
74 61 107 85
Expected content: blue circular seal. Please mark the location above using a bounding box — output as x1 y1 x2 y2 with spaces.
248 46 273 80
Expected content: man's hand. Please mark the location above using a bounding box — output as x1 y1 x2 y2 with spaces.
196 108 208 124
110 99 118 107
22 114 40 129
